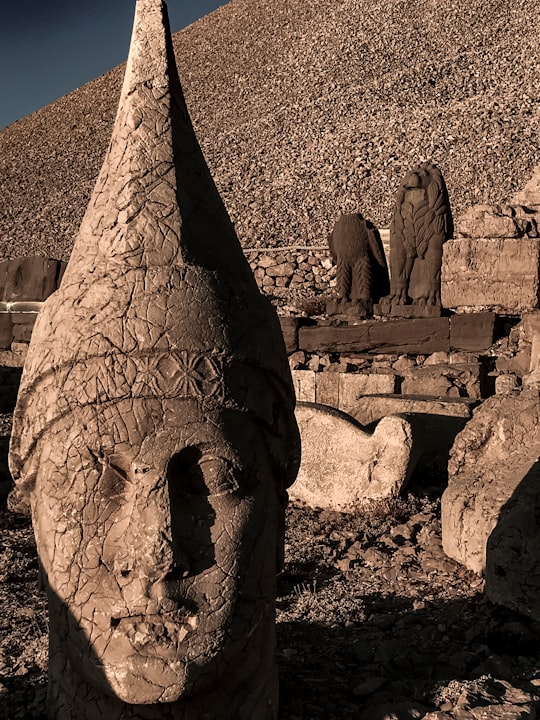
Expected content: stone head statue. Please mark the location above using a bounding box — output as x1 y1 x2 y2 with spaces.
9 2 300 718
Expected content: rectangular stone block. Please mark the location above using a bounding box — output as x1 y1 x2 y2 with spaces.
368 318 449 354
299 323 371 353
315 372 340 407
450 312 496 351
442 238 540 313
338 373 397 415
291 370 316 402
298 318 450 355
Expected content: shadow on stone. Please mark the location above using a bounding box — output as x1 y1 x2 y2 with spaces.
485 459 540 621
364 411 472 493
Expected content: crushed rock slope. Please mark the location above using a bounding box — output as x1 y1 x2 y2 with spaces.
0 0 538 261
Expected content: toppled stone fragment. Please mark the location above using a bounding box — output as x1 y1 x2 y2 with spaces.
441 396 540 577
290 402 413 511
456 203 540 239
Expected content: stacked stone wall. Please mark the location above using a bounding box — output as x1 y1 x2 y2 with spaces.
245 247 336 302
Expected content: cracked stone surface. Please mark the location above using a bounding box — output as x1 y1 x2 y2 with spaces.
441 396 540 582
8 1 300 717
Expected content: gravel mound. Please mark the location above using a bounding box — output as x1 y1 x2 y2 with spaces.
0 0 538 261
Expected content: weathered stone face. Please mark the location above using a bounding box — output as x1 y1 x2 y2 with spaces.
9 0 299 716
31 397 282 705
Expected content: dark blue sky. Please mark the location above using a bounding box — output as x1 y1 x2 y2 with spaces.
0 0 228 130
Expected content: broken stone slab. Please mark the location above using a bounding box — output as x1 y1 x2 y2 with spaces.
298 317 450 354
350 395 476 486
441 237 540 313
456 203 540 239
0 257 66 302
350 395 475 427
441 396 540 577
400 362 483 400
290 402 413 511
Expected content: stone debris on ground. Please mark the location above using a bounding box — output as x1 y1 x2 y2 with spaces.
3 476 540 719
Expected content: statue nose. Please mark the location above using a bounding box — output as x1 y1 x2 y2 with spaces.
104 476 191 582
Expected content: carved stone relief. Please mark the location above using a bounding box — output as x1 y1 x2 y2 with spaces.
327 212 389 318
376 162 453 318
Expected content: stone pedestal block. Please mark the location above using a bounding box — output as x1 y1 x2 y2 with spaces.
290 402 413 511
441 396 540 585
299 318 450 354
442 238 540 313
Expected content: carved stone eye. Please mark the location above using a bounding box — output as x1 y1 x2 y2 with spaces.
199 457 240 497
166 447 243 498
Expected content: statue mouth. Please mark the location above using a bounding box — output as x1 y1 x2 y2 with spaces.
110 611 198 649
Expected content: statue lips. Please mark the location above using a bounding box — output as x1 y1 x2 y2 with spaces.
111 598 199 656
112 612 198 656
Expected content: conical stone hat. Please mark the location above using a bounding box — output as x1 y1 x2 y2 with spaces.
10 0 299 483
